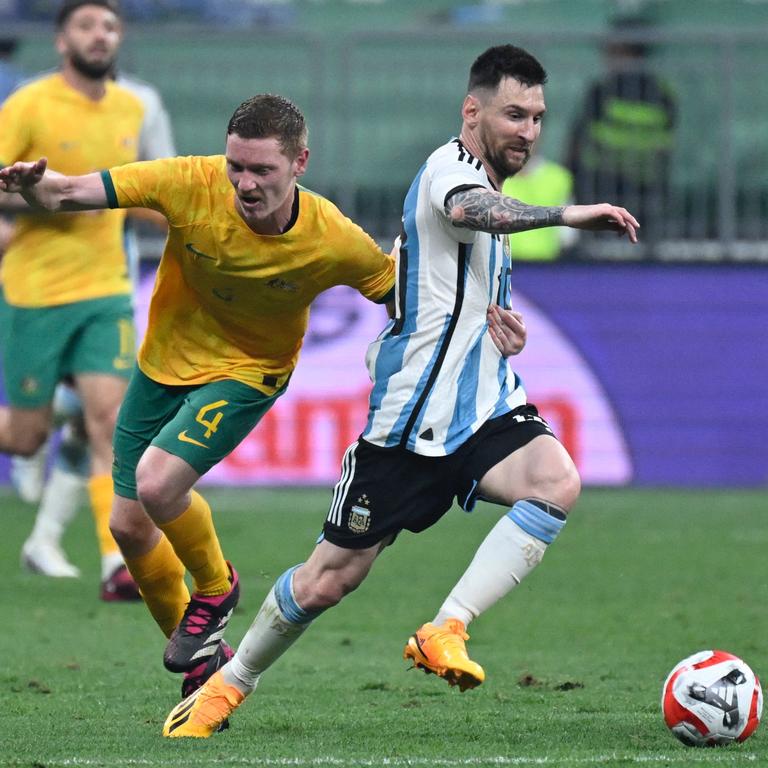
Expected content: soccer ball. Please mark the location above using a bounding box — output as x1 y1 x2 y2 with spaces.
662 650 762 747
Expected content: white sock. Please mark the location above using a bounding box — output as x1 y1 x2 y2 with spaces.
11 438 51 504
27 466 86 547
222 586 311 695
433 500 565 627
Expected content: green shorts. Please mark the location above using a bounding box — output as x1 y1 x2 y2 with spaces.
2 295 134 408
112 365 287 499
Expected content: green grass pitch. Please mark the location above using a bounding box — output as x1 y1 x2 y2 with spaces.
0 486 765 766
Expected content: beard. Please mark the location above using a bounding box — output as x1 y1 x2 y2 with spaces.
70 50 115 80
486 144 530 181
479 125 531 179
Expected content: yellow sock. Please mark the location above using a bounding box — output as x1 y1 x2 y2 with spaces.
158 490 230 596
88 474 120 557
124 535 190 638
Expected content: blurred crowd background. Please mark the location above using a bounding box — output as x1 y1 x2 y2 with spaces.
3 0 767 262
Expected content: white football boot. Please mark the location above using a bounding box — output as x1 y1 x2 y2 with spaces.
21 539 81 578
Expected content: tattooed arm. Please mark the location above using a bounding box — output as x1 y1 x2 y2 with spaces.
446 187 639 242
447 187 564 233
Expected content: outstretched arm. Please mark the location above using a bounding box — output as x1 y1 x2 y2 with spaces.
446 187 639 243
0 158 109 212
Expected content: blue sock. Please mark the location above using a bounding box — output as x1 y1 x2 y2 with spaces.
274 565 325 624
506 498 566 544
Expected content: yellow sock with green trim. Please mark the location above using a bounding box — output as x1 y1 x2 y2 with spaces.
124 535 189 637
158 490 230 596
88 474 120 557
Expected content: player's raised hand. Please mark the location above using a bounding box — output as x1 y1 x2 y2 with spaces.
0 157 48 194
487 304 526 357
562 203 640 243
0 158 104 212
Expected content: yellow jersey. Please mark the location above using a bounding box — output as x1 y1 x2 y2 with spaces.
0 72 144 307
105 155 395 392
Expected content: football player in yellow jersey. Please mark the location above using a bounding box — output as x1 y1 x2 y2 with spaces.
0 92 526 709
0 0 144 601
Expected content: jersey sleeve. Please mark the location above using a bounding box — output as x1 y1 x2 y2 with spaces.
428 159 485 214
102 156 188 217
0 88 34 165
426 155 486 245
338 218 396 303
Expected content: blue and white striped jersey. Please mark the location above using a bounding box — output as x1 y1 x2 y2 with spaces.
361 138 527 456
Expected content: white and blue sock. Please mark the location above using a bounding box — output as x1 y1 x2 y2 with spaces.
433 498 567 628
223 565 323 694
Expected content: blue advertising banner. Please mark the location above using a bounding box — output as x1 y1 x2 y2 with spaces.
515 264 768 487
1 263 766 488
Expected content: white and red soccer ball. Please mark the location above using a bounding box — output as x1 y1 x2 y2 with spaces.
662 650 762 747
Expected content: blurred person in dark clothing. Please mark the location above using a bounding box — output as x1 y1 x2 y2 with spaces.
566 15 675 247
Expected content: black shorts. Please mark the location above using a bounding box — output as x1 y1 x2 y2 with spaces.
322 404 555 549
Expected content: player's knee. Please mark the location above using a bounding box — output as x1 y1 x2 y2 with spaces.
12 428 49 457
526 454 581 511
135 471 174 514
109 510 150 551
559 465 581 511
82 400 120 441
109 497 156 555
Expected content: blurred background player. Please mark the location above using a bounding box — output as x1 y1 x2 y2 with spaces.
566 12 676 250
0 0 149 600
16 64 176 580
0 36 25 468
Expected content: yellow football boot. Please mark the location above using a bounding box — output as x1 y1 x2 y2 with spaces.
404 618 485 692
163 670 244 738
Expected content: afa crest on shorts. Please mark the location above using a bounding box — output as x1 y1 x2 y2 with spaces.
348 495 372 534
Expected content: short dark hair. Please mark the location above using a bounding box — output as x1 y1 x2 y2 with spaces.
227 94 308 158
468 45 548 93
56 0 121 28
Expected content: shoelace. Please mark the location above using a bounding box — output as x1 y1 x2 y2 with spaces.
434 631 469 657
179 605 215 636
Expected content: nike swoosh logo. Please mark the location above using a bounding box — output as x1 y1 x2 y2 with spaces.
185 243 216 261
213 288 233 302
178 431 208 448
